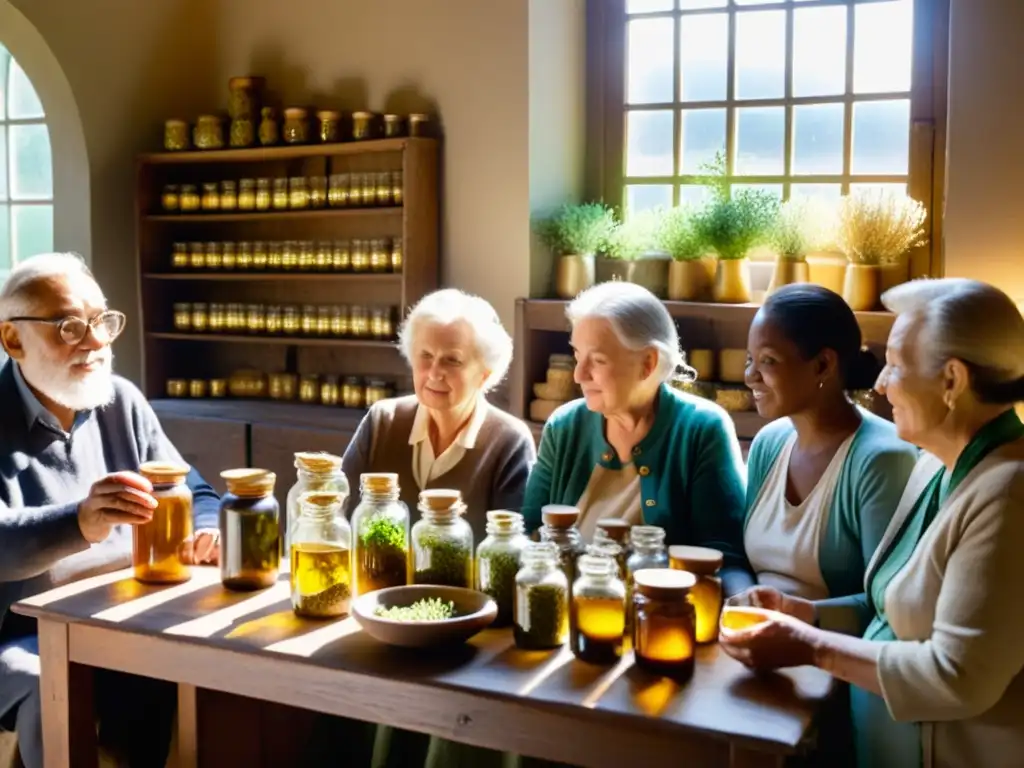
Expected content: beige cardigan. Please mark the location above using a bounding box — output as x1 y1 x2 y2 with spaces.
868 438 1024 768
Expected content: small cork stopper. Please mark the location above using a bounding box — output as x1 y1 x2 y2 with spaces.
419 488 463 512
669 545 724 576
361 472 399 494
486 510 520 524
316 109 341 120
283 106 308 118
299 491 344 509
634 568 696 599
294 451 343 474
353 111 374 119
541 504 580 528
221 468 276 497
596 518 631 543
228 76 263 89
139 462 190 484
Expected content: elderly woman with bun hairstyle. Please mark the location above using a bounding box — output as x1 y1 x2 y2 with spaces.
722 279 1024 768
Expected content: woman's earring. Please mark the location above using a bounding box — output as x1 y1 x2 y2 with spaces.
818 380 825 390
944 393 956 411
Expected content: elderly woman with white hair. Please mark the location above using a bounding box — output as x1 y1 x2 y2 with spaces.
721 278 1024 768
342 288 535 527
522 281 749 591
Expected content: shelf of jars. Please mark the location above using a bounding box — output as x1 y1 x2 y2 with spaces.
162 237 403 274
168 301 397 343
164 370 398 410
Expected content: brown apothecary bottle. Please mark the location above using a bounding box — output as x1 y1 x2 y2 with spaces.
632 569 697 682
134 462 193 584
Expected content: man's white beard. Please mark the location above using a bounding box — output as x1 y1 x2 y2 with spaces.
20 348 116 411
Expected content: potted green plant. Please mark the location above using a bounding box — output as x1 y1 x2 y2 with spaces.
656 205 715 301
767 197 837 295
836 189 927 310
596 209 669 297
534 203 616 299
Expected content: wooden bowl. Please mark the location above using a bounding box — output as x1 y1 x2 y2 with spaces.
719 605 771 634
352 585 497 649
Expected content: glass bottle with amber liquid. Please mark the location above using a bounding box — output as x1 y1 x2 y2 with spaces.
669 545 724 644
632 569 697 682
283 452 349 572
291 491 352 619
134 462 193 584
570 554 626 664
351 473 409 596
219 469 281 591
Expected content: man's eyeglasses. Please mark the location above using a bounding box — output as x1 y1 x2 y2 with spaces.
6 310 127 346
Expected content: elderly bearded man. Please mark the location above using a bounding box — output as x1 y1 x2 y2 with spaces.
0 253 221 768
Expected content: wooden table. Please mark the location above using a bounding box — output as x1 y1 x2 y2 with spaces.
13 567 834 768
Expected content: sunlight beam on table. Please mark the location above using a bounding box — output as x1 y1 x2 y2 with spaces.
91 568 221 623
18 569 130 608
580 655 634 709
164 582 290 638
265 617 362 656
517 647 574 697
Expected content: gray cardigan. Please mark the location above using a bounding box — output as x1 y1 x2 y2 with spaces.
340 396 536 532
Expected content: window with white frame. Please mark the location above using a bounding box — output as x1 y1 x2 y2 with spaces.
0 42 53 278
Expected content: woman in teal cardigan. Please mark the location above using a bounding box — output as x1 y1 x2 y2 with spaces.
521 281 749 593
735 285 917 605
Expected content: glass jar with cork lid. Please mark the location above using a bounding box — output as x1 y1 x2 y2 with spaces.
134 462 193 584
538 504 586 585
290 491 352 619
351 473 409 596
669 545 724 644
412 489 474 588
219 469 281 591
514 541 569 650
476 510 529 627
285 452 349 566
570 553 626 664
632 569 697 682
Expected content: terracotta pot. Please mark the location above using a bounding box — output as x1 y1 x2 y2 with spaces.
713 258 752 304
842 264 882 311
554 253 595 299
806 252 847 295
767 259 810 295
595 255 670 298
668 256 716 301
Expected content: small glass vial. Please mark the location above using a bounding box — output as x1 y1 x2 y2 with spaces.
209 379 228 398
350 240 370 272
360 173 376 206
189 380 208 399
190 303 209 333
315 241 332 271
282 240 299 271
369 239 390 272
267 241 284 270
627 526 668 576
245 304 266 334
315 306 332 336
375 172 392 206
272 178 290 210
632 569 697 682
300 305 318 336
383 113 405 138
188 241 206 270
595 519 632 575
264 304 283 335
320 376 340 406
369 307 388 339
235 242 252 271
291 491 352 618
669 545 724 645
412 489 474 588
289 177 309 209
390 237 404 273
135 462 193 584
571 554 627 664
351 111 375 140
476 510 529 627
227 241 245 270
332 240 351 272
348 173 364 207
238 178 257 211
220 180 238 211
391 171 404 205
329 173 350 207
201 182 220 212
341 376 364 409
349 305 370 338
282 305 302 336
539 505 586 586
514 541 569 650
297 240 315 271
179 184 200 212
282 107 310 144
256 178 272 210
161 184 180 212
329 305 349 337
173 303 192 331
285 452 349 567
268 372 297 401
227 303 246 333
409 113 430 137
204 241 222 270
364 378 389 406
297 374 318 404
252 241 268 270
309 176 328 209
171 242 189 269
316 110 341 143
351 473 410 596
208 303 227 333
219 469 281 591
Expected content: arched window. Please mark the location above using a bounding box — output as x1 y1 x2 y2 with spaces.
0 42 52 278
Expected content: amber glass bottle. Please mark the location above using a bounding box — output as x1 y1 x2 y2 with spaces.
669 545 724 644
134 462 193 584
632 569 697 682
570 554 626 664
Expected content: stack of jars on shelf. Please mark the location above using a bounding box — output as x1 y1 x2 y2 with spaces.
165 371 395 409
169 239 403 274
171 301 396 340
159 172 403 214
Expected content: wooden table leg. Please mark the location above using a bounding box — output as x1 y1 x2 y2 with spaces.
729 745 785 768
38 620 96 768
175 684 198 768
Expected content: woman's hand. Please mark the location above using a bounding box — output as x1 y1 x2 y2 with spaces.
181 528 220 565
720 610 820 671
727 586 816 625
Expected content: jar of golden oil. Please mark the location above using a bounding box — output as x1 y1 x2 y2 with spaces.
329 173 350 207
320 375 340 405
351 473 410 596
272 178 289 210
363 378 389 407
201 182 220 212
298 374 320 403
350 239 370 272
329 305 349 337
190 303 209 333
220 180 238 211
669 545 724 645
291 491 352 619
135 462 193 584
570 554 626 664
632 569 697 682
285 452 349 567
412 489 474 589
161 184 180 213
179 184 201 212
238 178 256 211
256 178 272 211
289 176 309 210
309 176 328 209
171 242 189 269
369 239 390 272
342 376 364 409
219 469 280 591
173 303 192 332
204 241 222 271
316 110 341 143
163 119 190 151
208 303 226 333
514 541 569 650
252 241 268 270
390 237 403 273
349 305 370 338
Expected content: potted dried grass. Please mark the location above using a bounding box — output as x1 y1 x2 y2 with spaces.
534 203 616 299
837 190 927 310
657 205 715 301
767 197 837 295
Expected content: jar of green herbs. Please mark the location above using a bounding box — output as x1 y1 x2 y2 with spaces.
514 541 569 650
351 473 409 596
412 489 474 588
538 504 586 585
476 510 529 627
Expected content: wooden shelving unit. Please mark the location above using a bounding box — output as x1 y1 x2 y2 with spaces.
510 298 896 445
137 137 439 497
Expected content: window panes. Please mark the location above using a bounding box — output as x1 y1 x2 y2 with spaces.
680 108 726 174
679 185 714 206
793 6 846 98
790 184 843 201
0 205 9 272
680 0 726 9
793 103 844 175
736 11 786 100
736 107 785 175
13 204 52 263
0 48 8 121
852 99 911 174
11 124 52 200
628 0 673 13
680 14 728 102
627 110 674 176
854 1 914 94
628 18 674 104
626 185 672 214
8 59 43 120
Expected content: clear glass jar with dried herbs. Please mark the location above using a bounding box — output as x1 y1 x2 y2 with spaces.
538 504 586 585
476 510 529 627
291 491 352 619
219 469 281 591
134 462 193 584
514 541 569 650
351 473 410 596
412 490 474 588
